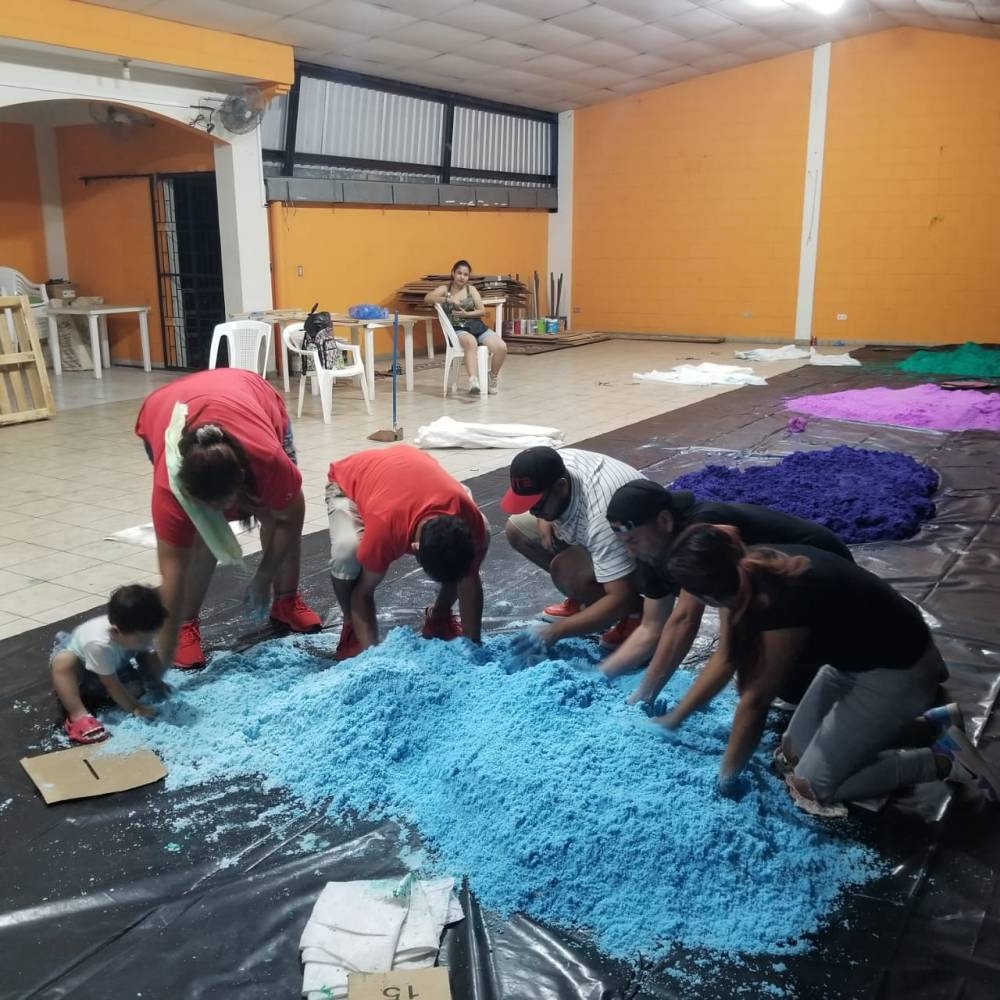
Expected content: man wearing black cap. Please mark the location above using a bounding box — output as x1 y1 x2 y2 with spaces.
501 446 644 649
601 479 853 704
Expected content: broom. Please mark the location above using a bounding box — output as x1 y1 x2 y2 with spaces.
368 311 403 442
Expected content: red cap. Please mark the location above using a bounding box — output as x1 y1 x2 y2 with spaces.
501 447 566 514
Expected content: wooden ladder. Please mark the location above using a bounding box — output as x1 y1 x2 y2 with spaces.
0 295 55 427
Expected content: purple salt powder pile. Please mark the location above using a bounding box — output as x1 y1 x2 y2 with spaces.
107 629 880 963
671 446 937 542
784 383 1000 433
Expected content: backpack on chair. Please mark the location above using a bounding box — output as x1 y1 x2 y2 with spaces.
302 304 344 372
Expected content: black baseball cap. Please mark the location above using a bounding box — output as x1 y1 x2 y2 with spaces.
501 447 567 514
607 480 692 532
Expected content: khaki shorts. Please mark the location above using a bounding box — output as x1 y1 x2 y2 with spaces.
327 481 491 581
326 481 364 581
506 511 569 553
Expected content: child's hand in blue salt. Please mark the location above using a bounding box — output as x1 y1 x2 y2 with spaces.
243 575 271 621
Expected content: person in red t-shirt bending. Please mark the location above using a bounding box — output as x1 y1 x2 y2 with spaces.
326 445 490 660
135 369 321 670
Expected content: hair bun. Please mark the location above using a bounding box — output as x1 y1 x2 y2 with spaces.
194 423 225 445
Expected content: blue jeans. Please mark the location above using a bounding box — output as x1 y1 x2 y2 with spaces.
785 644 946 802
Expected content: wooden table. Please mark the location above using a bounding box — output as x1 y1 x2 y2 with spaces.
331 299 505 398
46 304 151 380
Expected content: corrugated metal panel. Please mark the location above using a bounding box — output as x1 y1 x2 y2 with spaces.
452 108 552 176
295 77 443 165
260 93 287 151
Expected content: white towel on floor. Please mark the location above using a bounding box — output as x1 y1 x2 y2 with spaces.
107 521 250 549
809 348 861 366
300 876 463 1000
414 415 564 449
734 345 810 361
633 363 767 387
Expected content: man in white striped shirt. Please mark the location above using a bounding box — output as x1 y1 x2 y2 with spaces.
502 446 644 649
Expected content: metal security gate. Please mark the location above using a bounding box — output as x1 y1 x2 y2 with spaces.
153 173 225 370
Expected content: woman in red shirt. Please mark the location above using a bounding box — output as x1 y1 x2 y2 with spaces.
135 369 320 670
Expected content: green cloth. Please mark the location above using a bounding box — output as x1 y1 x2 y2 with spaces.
164 403 245 567
897 342 1000 378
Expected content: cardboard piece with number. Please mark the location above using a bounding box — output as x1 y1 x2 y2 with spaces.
348 968 451 1000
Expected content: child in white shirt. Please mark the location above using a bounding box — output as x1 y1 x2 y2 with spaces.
51 584 169 744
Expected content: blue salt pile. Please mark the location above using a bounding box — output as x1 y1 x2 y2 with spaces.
112 630 879 960
671 445 937 542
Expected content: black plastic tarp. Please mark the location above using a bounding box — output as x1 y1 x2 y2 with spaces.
2 353 998 1000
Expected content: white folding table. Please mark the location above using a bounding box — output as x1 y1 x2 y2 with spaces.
46 304 151 380
329 299 505 399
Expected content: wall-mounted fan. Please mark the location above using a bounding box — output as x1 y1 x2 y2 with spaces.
189 85 267 136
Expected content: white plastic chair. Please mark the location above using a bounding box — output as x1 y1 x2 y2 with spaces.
435 303 489 399
282 323 372 423
0 267 56 368
207 320 271 376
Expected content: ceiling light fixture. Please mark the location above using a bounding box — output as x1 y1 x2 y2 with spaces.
744 0 846 12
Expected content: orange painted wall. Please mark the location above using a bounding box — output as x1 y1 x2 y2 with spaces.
57 120 216 364
572 52 812 338
268 204 548 355
4 0 292 87
0 124 47 281
814 29 1000 345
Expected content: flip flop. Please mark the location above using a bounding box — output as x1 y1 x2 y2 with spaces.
64 714 109 745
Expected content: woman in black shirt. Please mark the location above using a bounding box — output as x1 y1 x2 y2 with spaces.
657 524 999 809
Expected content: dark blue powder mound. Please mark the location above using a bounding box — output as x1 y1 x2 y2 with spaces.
111 630 880 961
671 446 937 543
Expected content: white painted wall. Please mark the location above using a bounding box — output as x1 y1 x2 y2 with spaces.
794 43 832 343
547 110 573 325
32 123 68 280
214 129 273 316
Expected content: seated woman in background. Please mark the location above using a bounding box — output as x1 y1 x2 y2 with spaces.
656 523 1000 811
425 259 507 395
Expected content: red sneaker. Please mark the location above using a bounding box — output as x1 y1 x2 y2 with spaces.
541 598 582 622
270 592 322 633
421 607 463 641
599 614 642 651
335 620 362 661
176 618 205 671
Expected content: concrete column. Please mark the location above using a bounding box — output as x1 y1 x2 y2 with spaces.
33 123 69 280
547 110 573 326
213 127 273 316
794 43 832 343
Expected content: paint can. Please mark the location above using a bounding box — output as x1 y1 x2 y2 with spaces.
545 317 559 335
512 319 523 336
535 318 546 334
503 320 514 338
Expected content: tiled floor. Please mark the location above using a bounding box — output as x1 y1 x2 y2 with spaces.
0 341 808 640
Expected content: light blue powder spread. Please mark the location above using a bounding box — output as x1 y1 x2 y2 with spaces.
110 629 880 960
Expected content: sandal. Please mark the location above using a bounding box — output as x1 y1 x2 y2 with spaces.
64 714 109 745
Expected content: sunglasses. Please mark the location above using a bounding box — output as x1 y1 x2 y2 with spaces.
609 520 639 535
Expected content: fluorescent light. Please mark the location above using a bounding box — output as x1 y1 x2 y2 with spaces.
802 0 846 12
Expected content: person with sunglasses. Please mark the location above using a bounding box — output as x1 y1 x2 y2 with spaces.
502 447 644 652
600 479 852 707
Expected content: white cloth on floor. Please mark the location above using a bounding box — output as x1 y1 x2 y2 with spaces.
414 415 564 449
300 876 463 1000
633 363 767 387
107 521 250 549
809 347 861 366
734 345 810 361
